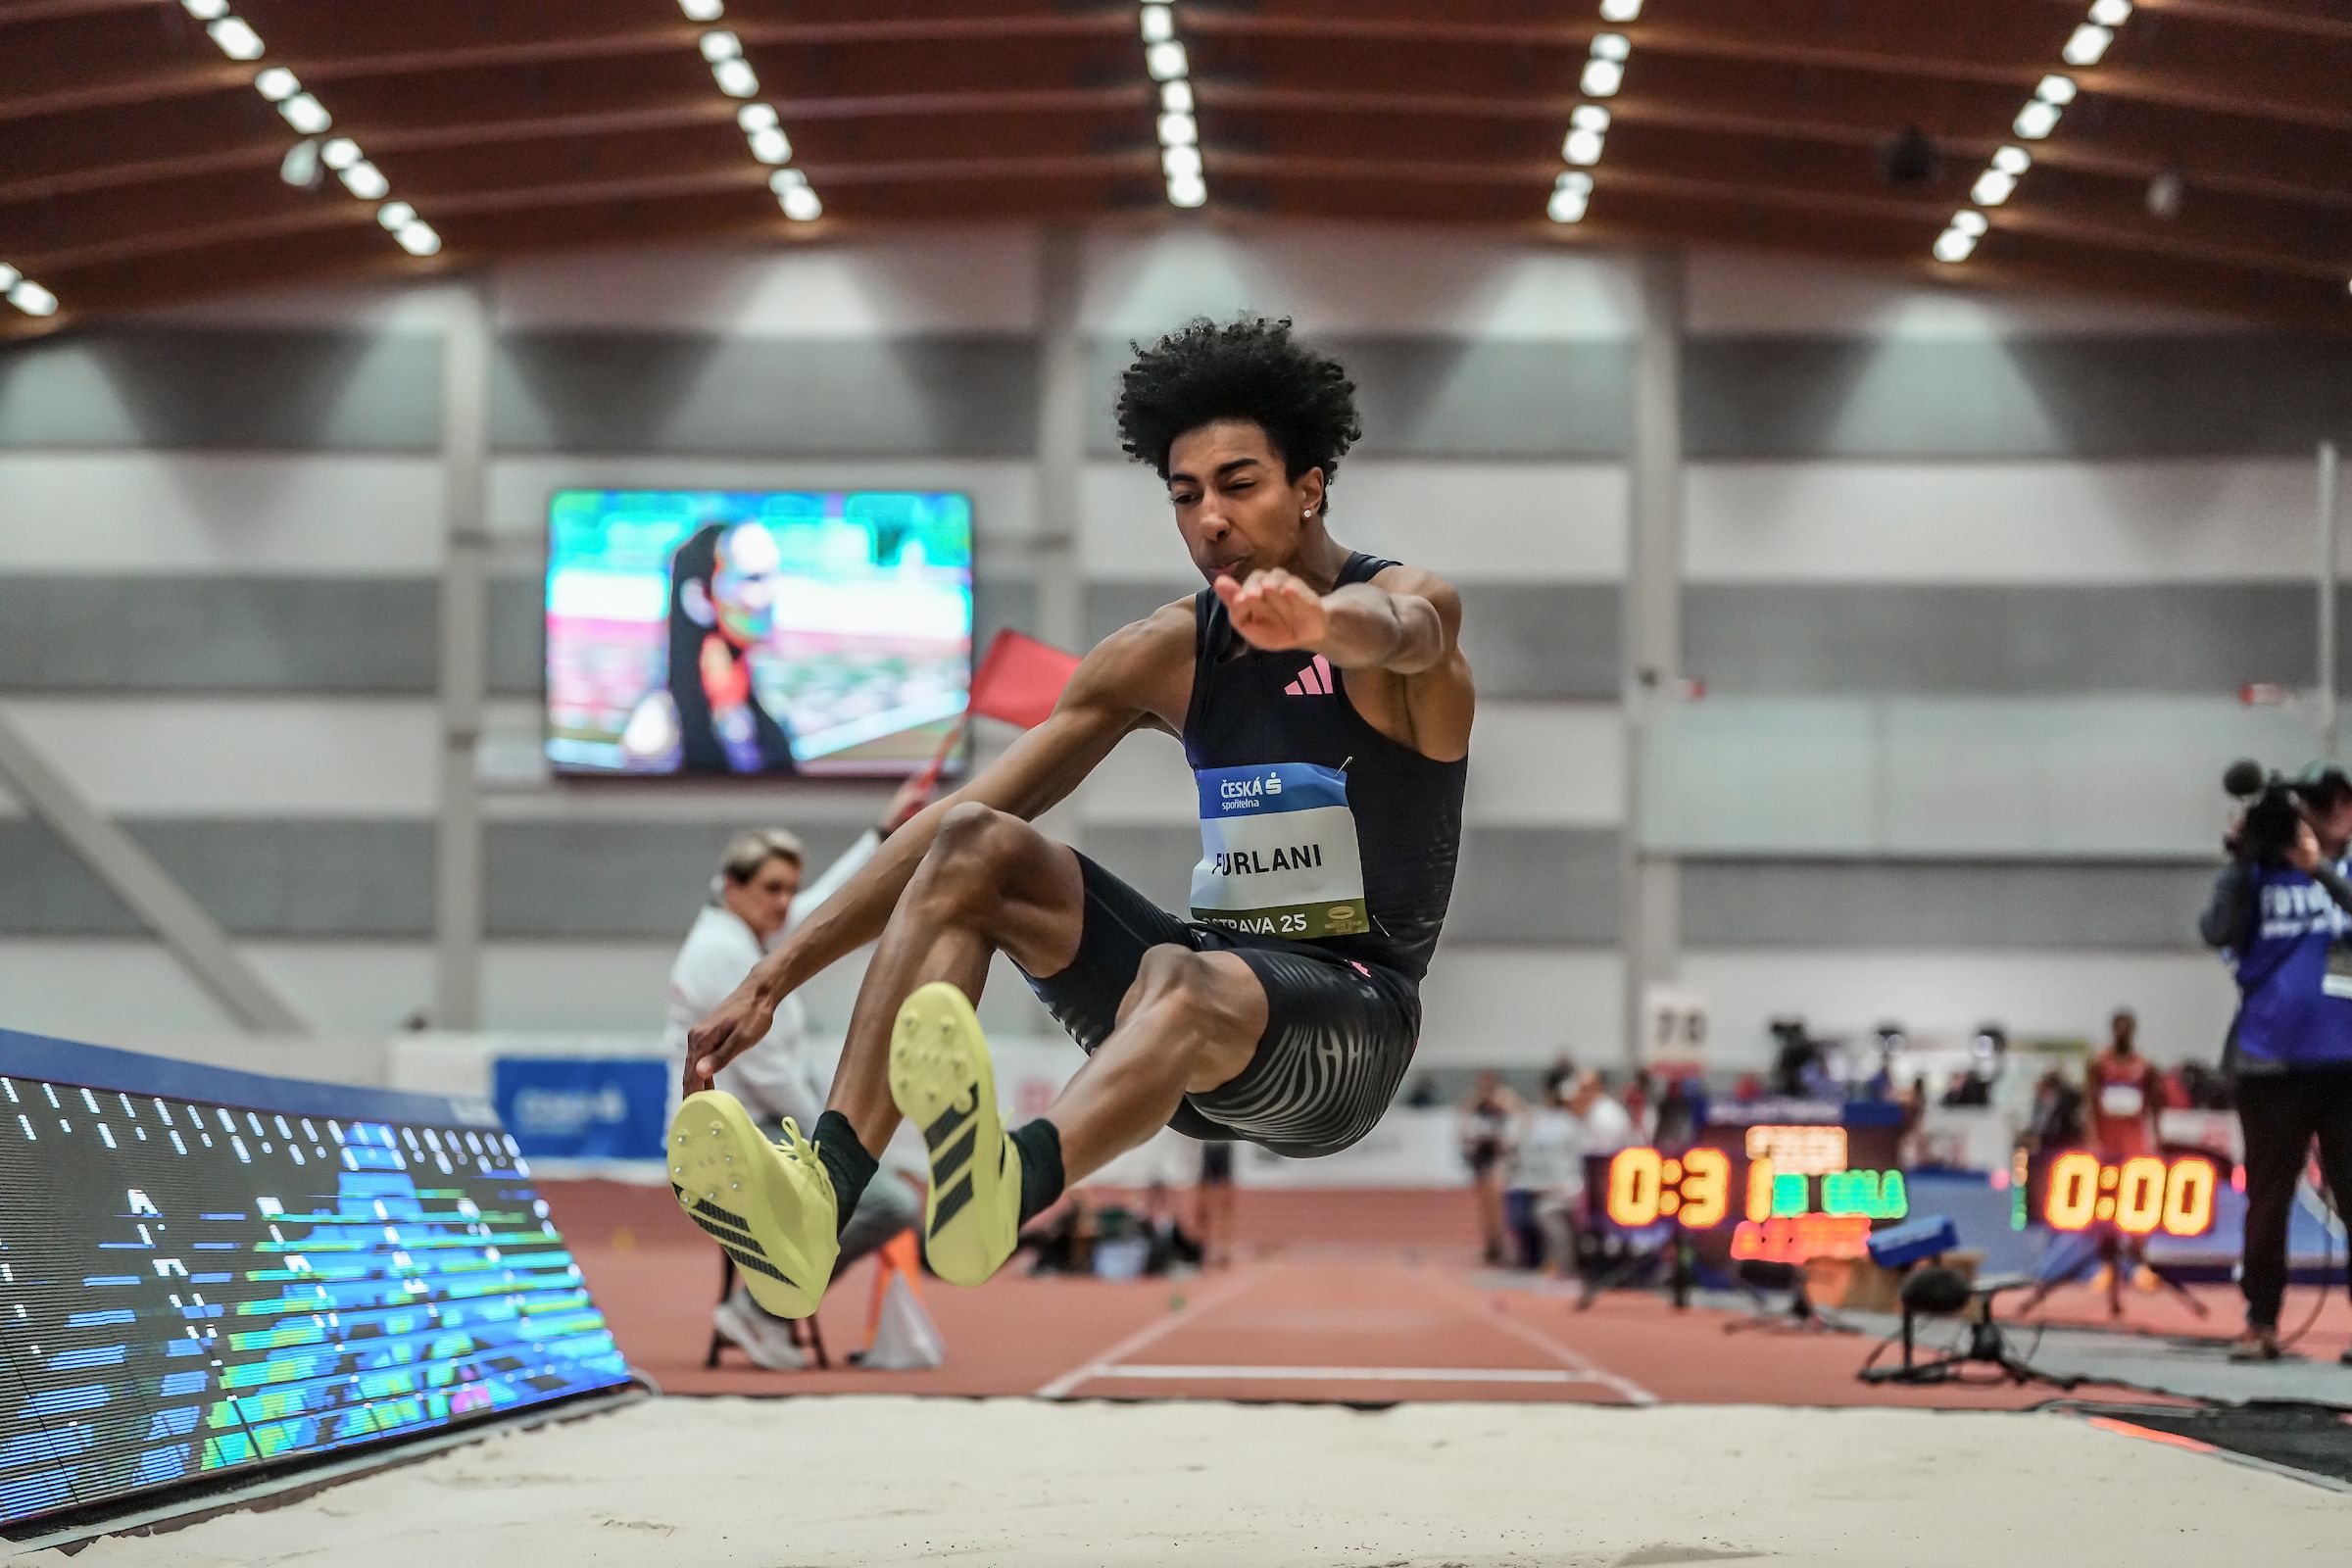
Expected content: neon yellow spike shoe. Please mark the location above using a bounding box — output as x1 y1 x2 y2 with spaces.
889 982 1022 1288
667 1091 838 1320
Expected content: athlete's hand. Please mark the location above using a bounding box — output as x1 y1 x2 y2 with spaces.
1215 568 1330 652
682 979 780 1096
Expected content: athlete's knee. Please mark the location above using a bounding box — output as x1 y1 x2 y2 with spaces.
914 803 1036 918
1125 945 1256 1040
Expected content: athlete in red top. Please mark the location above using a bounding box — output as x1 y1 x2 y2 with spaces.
2084 1008 2166 1302
2086 1009 2164 1159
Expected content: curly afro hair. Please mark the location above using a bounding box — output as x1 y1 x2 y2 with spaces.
1113 316 1363 502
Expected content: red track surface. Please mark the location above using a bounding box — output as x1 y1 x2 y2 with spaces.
547 1180 2336 1408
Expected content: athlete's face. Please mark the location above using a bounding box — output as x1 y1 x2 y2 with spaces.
1165 420 1326 584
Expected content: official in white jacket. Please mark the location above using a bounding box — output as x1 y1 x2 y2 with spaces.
666 805 926 1368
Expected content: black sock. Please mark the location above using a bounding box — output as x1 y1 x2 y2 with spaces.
812 1110 877 1239
1008 1119 1066 1226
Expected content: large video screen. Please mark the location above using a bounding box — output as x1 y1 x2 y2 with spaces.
0 1032 631 1533
546 488 974 777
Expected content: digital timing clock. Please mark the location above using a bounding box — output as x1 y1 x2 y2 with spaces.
2023 1150 2222 1238
1592 1119 1909 1264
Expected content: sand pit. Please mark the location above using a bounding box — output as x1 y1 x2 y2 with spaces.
41 1396 2351 1567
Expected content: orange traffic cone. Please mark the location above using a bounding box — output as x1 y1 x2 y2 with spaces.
861 1229 944 1370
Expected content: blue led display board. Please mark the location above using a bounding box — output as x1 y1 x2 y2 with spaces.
0 1029 632 1531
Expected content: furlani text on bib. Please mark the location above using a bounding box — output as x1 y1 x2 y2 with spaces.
1189 761 1371 940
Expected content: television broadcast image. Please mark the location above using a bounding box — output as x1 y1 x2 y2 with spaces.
6 3 2352 1564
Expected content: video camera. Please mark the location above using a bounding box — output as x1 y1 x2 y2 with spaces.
2224 759 2351 866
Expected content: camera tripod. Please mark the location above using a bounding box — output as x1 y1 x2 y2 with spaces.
2014 1228 2211 1328
1859 1275 2080 1390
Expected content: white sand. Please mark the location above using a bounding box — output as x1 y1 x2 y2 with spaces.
47 1396 2351 1567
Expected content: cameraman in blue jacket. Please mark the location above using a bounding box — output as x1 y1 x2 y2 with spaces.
2199 762 2352 1362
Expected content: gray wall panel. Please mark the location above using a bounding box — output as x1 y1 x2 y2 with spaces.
1086 581 1620 701
482 821 872 938
488 574 542 698
1682 859 2215 949
1688 584 2317 695
0 819 431 936
1082 824 1619 946
493 333 1038 456
1087 337 1632 460
0 578 438 692
1688 336 2352 459
0 327 439 451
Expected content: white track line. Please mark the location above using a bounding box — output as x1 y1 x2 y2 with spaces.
1089 1364 1614 1385
1033 1265 1266 1399
1418 1271 1660 1406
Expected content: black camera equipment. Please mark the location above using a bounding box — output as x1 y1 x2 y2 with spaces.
2225 759 2304 866
1858 1270 2079 1391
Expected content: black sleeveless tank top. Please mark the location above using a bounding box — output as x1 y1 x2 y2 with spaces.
1180 551 1467 984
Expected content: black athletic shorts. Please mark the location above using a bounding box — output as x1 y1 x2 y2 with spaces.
1017 852 1421 1158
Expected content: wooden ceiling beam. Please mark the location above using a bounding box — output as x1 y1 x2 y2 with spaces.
1208 148 2348 288
0 12 1132 122
1186 12 2352 137
1205 84 2352 220
0 0 168 24
0 86 1146 206
11 151 1156 271
2135 0 2352 46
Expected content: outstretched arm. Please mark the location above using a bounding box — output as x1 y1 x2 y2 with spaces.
1215 563 1474 760
683 606 1191 1092
1213 566 1459 674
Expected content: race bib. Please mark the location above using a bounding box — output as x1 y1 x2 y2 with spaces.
2098 1083 2145 1118
1189 761 1370 940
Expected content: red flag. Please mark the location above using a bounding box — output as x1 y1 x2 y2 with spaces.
967 629 1080 730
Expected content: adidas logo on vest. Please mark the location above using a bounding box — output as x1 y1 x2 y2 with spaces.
1283 654 1335 697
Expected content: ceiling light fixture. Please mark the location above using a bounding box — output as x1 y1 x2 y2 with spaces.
206 17 264 60
8 279 60 318
678 0 725 19
1139 2 1206 209
2014 99 2062 138
1971 168 2018 206
218 12 446 265
277 93 331 134
1544 7 1637 224
338 162 390 201
1549 172 1593 224
2062 24 2112 65
1935 3 2133 270
694 30 823 229
0 262 60 319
